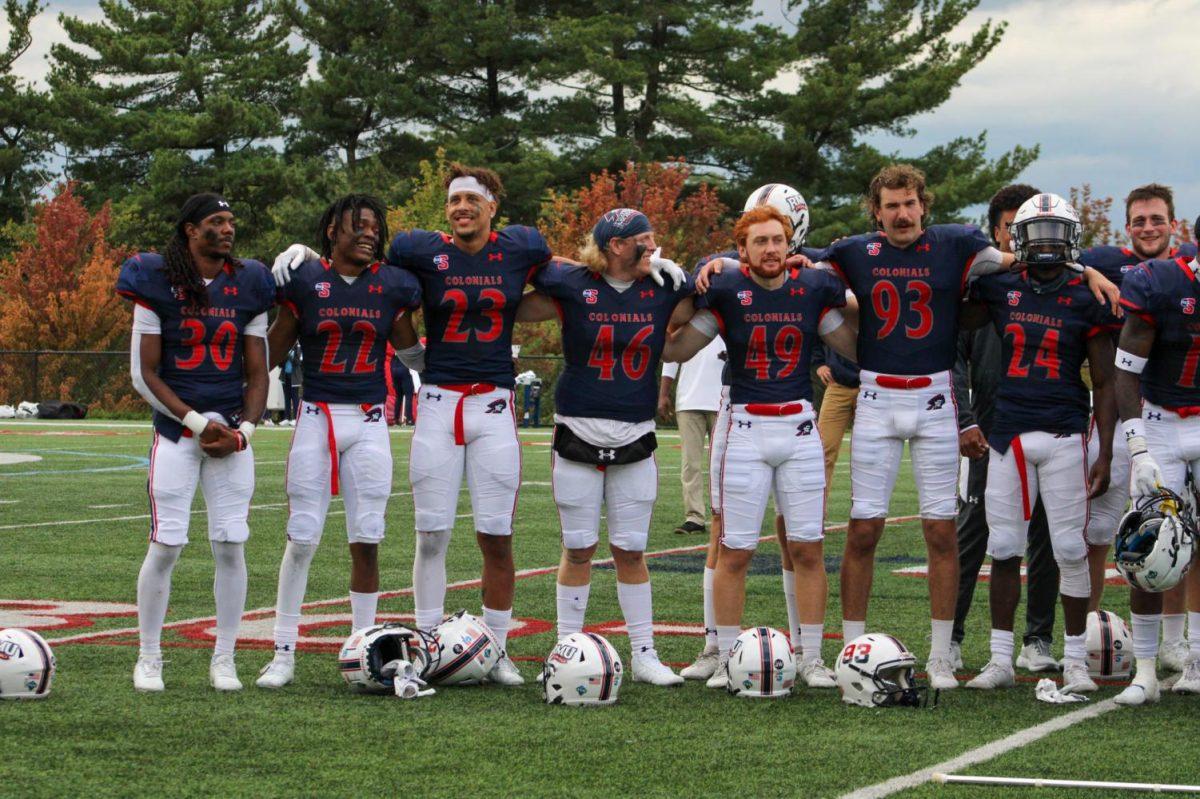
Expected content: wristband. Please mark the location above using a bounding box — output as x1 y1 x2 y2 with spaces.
1115 348 1148 374
238 421 256 443
182 411 209 436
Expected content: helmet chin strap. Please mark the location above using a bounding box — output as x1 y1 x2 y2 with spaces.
1028 265 1070 294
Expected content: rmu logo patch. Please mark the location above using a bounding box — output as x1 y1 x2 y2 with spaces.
485 398 508 414
1182 297 1196 315
1007 290 1021 306
926 394 946 411
0 640 22 661
315 281 331 298
866 242 882 256
583 288 599 304
434 254 450 271
737 290 753 306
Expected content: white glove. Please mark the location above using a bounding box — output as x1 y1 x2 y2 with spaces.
271 244 320 287
383 659 436 699
1129 449 1164 497
1034 678 1088 704
648 247 686 290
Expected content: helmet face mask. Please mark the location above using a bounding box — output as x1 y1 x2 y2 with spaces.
836 633 930 708
1115 488 1197 592
338 623 440 694
1010 193 1082 270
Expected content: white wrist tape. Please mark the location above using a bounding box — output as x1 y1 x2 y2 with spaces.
182 411 209 436
238 421 256 442
1123 418 1149 457
1115 348 1148 374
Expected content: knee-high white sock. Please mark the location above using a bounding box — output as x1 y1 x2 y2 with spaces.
1131 612 1162 660
482 606 512 652
799 624 824 663
556 582 590 639
211 541 247 657
842 619 866 644
618 581 655 656
930 618 954 660
350 591 379 632
413 531 450 631
137 542 182 659
702 567 717 650
272 541 317 659
1188 611 1200 656
1163 613 1186 644
781 569 799 650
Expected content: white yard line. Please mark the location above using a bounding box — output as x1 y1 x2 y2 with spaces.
49 514 918 647
838 699 1120 799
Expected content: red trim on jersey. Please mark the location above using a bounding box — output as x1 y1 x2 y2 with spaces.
314 401 340 496
439 232 453 244
506 390 521 534
788 267 800 280
1078 434 1091 549
1010 435 1031 521
439 383 497 446
320 258 332 271
488 231 499 244
709 309 727 336
873 374 932 390
1175 257 1195 282
283 410 300 539
222 260 236 276
147 432 161 542
280 299 301 318
1118 299 1155 326
1085 324 1116 339
960 252 977 294
717 409 735 544
551 297 564 323
369 262 381 274
525 258 550 283
1121 247 1135 258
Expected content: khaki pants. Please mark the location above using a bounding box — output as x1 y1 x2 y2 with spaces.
678 409 717 524
817 382 858 489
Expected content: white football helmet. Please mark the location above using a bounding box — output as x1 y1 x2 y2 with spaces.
744 183 810 253
1085 610 1133 680
1010 192 1082 269
725 627 796 699
338 623 440 694
1115 488 1196 592
542 632 623 706
427 611 501 686
835 633 925 708
0 628 56 700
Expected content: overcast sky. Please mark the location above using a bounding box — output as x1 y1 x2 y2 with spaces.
8 0 1199 231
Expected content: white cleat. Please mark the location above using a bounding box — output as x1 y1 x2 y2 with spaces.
209 653 243 692
133 656 165 693
487 653 525 686
1171 657 1200 694
1160 639 1190 672
1016 639 1060 672
949 641 963 670
632 652 684 686
255 657 295 689
965 659 1016 690
1115 677 1161 706
798 658 837 689
705 653 731 690
926 656 959 690
1061 659 1097 693
680 649 720 680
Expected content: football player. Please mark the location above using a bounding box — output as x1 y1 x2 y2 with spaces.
272 165 686 685
256 195 422 689
960 193 1119 692
664 205 858 689
1080 183 1198 668
516 209 693 686
677 184 827 680
117 193 274 692
1113 242 1200 704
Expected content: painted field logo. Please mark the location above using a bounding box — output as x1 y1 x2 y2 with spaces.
0 639 22 660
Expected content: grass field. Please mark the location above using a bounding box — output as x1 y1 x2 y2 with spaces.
1 420 1196 798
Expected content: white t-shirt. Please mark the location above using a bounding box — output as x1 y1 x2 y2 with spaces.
662 336 725 412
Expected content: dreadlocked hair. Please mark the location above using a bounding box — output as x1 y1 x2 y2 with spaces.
317 194 390 261
163 230 212 309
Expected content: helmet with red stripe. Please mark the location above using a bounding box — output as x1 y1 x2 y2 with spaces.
726 627 795 699
836 633 925 707
427 611 500 686
0 628 56 700
1115 488 1197 592
1085 610 1132 679
338 623 440 694
542 632 623 706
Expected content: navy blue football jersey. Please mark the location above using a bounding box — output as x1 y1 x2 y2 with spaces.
117 253 275 440
279 259 422 405
824 225 991 375
386 227 551 388
696 266 846 404
533 262 694 422
1120 257 1200 408
1080 243 1198 285
971 272 1120 452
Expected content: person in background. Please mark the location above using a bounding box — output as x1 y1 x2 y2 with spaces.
659 338 726 535
812 343 859 494
281 344 301 425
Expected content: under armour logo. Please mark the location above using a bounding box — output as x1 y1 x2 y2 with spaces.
223 286 238 295
1056 296 1072 305
597 449 616 461
1120 357 1133 367
737 420 752 428
915 243 931 253
305 405 320 415
485 398 507 414
796 420 813 436
487 252 503 262
640 289 654 299
926 394 945 411
863 390 878 400
368 284 383 294
425 392 442 401
363 408 382 423
1147 412 1162 421
789 287 806 296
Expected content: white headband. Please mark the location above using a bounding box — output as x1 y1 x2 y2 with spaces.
447 177 495 203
